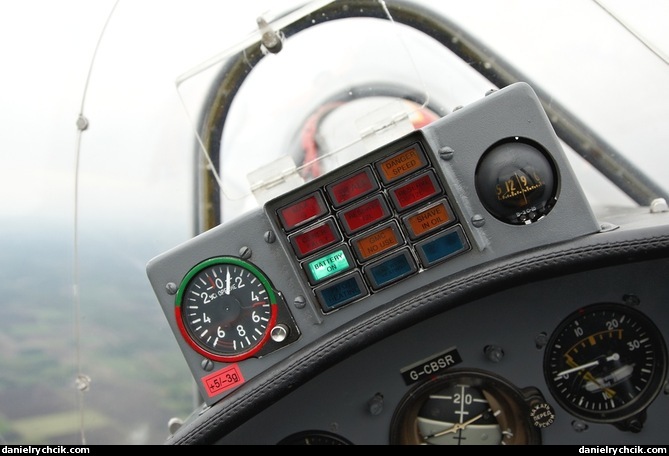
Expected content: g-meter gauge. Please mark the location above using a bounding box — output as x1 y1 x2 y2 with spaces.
176 256 279 362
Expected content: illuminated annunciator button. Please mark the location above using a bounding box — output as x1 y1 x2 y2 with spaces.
326 166 379 208
277 191 328 232
415 226 470 268
402 199 455 240
363 248 417 290
314 272 368 313
375 143 429 184
289 218 341 259
303 244 354 285
338 194 391 235
351 221 404 262
388 170 441 212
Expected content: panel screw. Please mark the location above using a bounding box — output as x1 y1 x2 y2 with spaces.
367 393 384 416
294 295 306 309
535 331 548 349
201 359 214 372
484 344 504 363
264 230 276 243
239 246 252 259
622 294 640 307
439 146 454 161
571 420 588 433
166 282 178 295
471 214 485 227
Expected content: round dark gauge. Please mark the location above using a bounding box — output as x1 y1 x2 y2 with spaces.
475 137 558 225
389 369 542 445
543 303 668 426
277 430 353 445
175 256 278 363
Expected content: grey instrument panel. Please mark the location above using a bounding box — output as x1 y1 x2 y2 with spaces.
146 82 601 406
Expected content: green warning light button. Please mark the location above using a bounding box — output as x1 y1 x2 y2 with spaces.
307 248 351 283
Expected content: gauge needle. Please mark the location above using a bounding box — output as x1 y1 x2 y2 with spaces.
557 353 620 377
225 268 232 295
424 408 493 440
562 354 618 398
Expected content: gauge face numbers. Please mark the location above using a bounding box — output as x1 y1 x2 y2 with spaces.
176 257 278 363
475 138 558 225
390 369 541 445
543 303 668 424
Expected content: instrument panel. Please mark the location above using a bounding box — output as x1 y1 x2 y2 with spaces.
146 82 669 444
147 82 600 403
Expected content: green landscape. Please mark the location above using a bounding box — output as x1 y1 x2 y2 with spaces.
0 222 195 445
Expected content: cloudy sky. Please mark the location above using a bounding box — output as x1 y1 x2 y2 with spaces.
2 1 667 234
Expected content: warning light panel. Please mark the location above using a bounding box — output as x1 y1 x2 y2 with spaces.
278 192 328 232
326 167 379 208
376 144 428 184
266 136 472 315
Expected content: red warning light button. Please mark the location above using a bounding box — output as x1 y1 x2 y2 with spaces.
277 192 328 232
326 167 379 208
338 194 391 235
289 219 341 258
389 170 441 212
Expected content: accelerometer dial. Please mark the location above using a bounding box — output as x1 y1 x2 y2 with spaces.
175 256 278 363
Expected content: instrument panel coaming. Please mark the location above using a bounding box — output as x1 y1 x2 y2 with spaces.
146 82 602 406
215 255 669 445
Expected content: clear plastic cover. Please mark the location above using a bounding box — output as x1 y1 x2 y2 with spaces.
175 0 487 220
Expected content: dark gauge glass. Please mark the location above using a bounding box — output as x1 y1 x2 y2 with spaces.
543 303 668 426
390 369 542 445
475 138 558 225
277 430 353 445
175 257 278 363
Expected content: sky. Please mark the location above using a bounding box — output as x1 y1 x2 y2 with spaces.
0 1 276 232
1 0 668 231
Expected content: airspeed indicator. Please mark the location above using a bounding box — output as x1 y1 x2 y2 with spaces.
543 303 667 429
